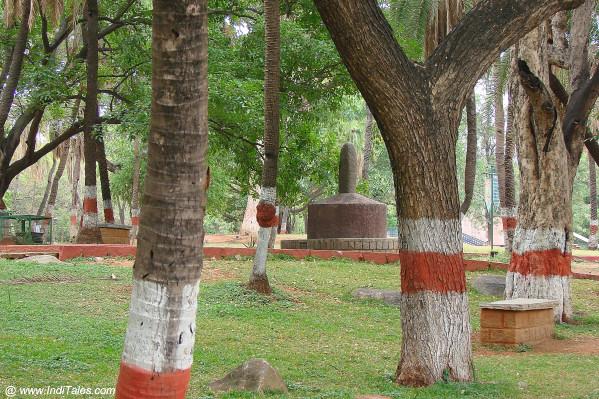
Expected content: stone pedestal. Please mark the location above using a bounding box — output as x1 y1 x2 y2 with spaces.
480 298 558 345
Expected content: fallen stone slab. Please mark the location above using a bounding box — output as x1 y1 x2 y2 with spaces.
209 358 287 394
472 275 506 297
352 288 401 306
16 255 64 264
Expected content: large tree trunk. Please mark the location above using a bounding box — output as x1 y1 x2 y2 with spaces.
362 105 374 180
96 135 115 223
502 66 518 252
70 136 82 241
460 94 477 215
76 0 101 243
506 29 573 322
129 136 141 245
249 0 281 295
589 150 598 249
0 1 31 132
114 1 208 397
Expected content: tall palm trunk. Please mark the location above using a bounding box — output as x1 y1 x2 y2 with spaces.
129 136 141 245
70 136 82 240
589 150 598 249
96 134 114 223
76 0 101 243
249 0 280 294
460 94 477 215
502 67 518 252
115 1 208 397
362 106 374 180
493 64 507 209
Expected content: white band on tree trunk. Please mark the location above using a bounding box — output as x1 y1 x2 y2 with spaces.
512 227 568 254
260 186 276 204
398 218 461 254
121 279 199 373
84 185 97 199
505 271 571 321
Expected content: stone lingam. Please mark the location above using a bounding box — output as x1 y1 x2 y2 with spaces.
281 143 398 252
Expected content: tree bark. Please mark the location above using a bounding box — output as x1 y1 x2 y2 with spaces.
502 64 518 252
460 94 477 215
362 105 374 180
589 150 598 249
96 134 115 223
37 158 57 216
249 0 281 295
313 0 583 386
77 0 101 243
0 46 14 95
494 63 507 208
129 136 141 245
70 136 82 241
114 1 208 397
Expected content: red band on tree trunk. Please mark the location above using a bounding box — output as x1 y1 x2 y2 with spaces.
70 215 77 224
256 201 278 228
131 216 140 226
509 249 571 276
83 198 98 213
104 208 115 223
501 217 517 231
591 225 598 234
115 362 191 399
400 252 466 294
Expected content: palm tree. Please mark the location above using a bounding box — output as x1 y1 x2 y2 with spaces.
249 0 281 294
129 136 141 245
114 0 208 397
589 150 598 249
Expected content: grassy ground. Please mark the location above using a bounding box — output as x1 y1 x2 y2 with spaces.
0 256 598 398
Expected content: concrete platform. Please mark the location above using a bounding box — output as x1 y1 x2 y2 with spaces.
480 298 558 345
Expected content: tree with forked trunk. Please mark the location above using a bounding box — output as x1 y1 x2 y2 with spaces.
114 0 208 397
507 0 599 322
313 0 584 386
249 0 281 294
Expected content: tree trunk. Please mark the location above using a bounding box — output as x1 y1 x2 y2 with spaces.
0 1 31 133
70 136 82 241
502 65 518 252
96 134 114 223
45 141 70 219
506 29 573 322
494 63 507 207
314 0 584 387
249 0 281 295
76 0 101 243
460 94 477 215
362 106 374 180
0 46 14 95
129 136 141 245
589 151 598 249
118 201 125 224
114 1 208 397
37 158 57 216
279 206 289 233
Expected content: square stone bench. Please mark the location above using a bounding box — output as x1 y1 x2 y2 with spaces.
480 298 559 345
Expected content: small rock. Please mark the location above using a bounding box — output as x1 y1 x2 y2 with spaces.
473 275 506 296
110 273 117 280
94 257 104 262
234 254 242 261
518 381 528 390
209 358 287 394
17 255 64 264
352 288 401 306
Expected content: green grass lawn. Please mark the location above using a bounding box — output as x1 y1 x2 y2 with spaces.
0 256 598 398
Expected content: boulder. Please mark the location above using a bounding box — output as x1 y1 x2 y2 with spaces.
352 288 401 306
17 255 64 264
473 275 506 296
209 358 287 394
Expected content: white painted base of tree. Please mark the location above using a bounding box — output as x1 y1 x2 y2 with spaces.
396 291 472 386
251 226 272 280
505 271 571 322
121 279 199 372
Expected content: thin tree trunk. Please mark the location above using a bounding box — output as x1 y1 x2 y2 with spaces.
279 206 289 233
129 136 141 245
0 1 31 133
589 150 597 249
45 141 70 218
460 93 477 215
118 201 125 224
37 158 57 216
76 0 101 243
362 106 374 180
115 1 208 397
96 134 114 223
70 136 82 241
249 0 281 294
0 46 14 94
494 63 507 207
502 65 518 253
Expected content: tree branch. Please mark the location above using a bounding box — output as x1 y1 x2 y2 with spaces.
428 0 584 108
